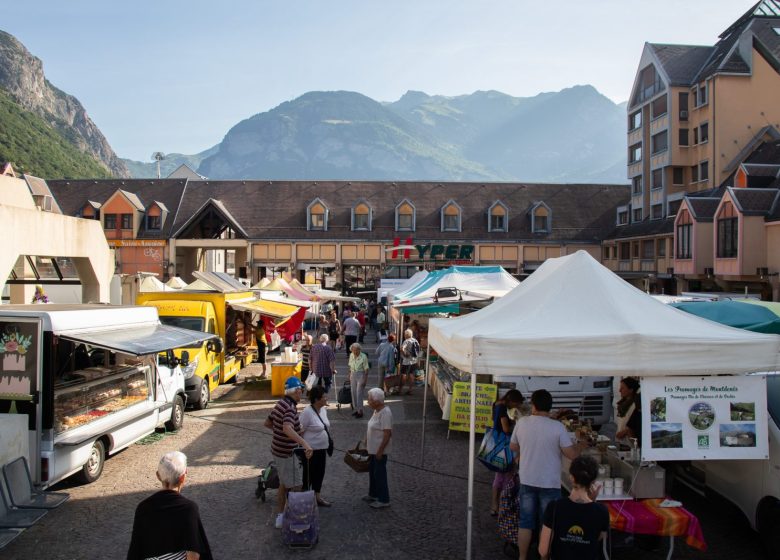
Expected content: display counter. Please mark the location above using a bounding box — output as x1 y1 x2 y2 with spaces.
428 359 469 420
561 447 665 500
53 365 150 436
270 360 303 397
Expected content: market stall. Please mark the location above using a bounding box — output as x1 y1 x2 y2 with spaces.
425 250 780 560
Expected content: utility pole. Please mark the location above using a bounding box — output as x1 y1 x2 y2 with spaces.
152 152 165 179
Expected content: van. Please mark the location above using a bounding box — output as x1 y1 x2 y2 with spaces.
0 304 218 487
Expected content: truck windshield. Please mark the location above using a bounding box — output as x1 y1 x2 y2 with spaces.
159 316 205 332
768 374 780 426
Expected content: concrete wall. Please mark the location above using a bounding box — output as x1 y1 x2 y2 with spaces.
0 175 113 303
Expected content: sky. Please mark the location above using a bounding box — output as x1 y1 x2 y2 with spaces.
3 0 759 161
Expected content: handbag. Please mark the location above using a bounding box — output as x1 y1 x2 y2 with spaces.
476 427 514 473
344 440 370 473
337 380 352 405
313 407 334 457
305 373 318 392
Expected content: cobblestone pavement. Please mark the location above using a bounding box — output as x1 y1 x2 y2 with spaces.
1 331 771 559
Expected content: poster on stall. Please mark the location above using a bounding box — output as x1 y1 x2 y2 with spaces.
641 376 768 461
448 381 497 434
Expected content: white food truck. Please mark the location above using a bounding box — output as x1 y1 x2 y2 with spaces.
0 304 220 488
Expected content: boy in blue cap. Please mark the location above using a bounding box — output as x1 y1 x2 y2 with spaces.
264 376 313 528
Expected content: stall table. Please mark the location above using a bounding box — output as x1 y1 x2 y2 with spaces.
605 498 707 559
270 360 303 397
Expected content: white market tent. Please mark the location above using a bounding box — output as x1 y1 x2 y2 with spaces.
380 270 428 299
425 250 780 559
139 275 172 292
393 265 518 302
165 276 187 289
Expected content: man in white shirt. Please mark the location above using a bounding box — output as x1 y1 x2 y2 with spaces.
342 311 361 357
510 389 582 560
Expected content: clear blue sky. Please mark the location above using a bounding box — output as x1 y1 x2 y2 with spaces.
3 0 757 161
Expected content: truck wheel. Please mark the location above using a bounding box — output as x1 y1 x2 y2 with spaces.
78 439 105 484
194 380 210 410
757 496 780 557
166 395 185 431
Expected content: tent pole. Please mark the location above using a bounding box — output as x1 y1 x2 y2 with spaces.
466 370 476 560
420 344 431 465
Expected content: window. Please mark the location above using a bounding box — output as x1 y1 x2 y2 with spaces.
531 203 551 233
352 202 371 231
632 242 640 259
691 164 699 183
307 199 328 231
633 64 665 105
651 204 663 220
147 215 162 230
534 215 548 231
679 129 689 147
699 122 709 144
668 199 682 216
629 143 642 163
700 161 709 182
618 211 629 225
651 131 668 154
676 210 692 259
718 218 738 258
121 214 133 229
396 200 415 231
629 110 642 131
651 169 663 190
104 213 116 229
651 95 667 119
633 208 643 222
673 167 684 185
632 176 643 194
642 240 655 259
620 242 630 260
489 202 508 232
657 239 666 257
490 214 506 231
441 201 461 232
694 83 708 107
693 127 699 145
678 92 689 120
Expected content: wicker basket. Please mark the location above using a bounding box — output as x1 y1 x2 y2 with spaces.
344 441 370 473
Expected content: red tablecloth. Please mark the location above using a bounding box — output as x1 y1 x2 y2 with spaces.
605 498 707 552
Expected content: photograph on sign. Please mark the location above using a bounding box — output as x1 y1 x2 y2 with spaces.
641 375 768 461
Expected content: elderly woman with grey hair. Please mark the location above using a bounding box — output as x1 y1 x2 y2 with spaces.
348 342 370 418
363 387 393 509
127 451 213 560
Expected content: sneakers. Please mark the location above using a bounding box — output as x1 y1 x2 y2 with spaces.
370 501 390 509
275 513 284 529
361 495 376 502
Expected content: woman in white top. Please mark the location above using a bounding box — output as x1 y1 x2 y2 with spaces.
299 385 333 507
364 388 392 508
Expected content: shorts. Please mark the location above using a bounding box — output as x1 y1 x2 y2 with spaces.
274 453 303 488
400 363 417 375
518 484 560 530
257 343 266 363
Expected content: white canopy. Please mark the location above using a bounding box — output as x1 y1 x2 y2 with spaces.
428 251 780 376
139 276 172 292
380 270 428 299
393 265 518 302
165 276 187 289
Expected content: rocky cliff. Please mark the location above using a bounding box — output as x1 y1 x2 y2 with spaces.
0 30 128 177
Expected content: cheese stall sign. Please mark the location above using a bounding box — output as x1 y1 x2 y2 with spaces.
641 375 769 461
448 381 497 434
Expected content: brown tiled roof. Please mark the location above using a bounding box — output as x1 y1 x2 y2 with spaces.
649 44 714 86
167 180 629 243
46 179 187 238
686 198 721 222
730 188 780 215
602 217 674 241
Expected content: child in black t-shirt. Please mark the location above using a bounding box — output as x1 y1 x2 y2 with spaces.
539 455 609 560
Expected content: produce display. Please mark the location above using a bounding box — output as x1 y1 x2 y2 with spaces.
54 366 150 434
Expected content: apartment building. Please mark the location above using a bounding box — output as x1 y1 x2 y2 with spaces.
604 0 780 294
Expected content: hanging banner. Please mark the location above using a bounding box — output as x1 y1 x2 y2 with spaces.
448 381 497 434
641 375 768 461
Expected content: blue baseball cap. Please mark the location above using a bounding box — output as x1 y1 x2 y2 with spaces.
285 377 303 390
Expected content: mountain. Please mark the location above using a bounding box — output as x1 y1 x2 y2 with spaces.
0 30 128 177
121 147 218 179
197 91 502 181
183 88 627 183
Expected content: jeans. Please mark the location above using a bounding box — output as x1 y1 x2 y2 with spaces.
518 484 560 530
350 371 367 412
368 455 389 503
344 335 357 356
317 375 332 394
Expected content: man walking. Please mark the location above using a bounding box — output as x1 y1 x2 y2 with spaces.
510 389 582 560
309 334 337 393
342 310 361 357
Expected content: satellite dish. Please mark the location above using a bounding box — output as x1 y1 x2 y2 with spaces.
151 152 166 178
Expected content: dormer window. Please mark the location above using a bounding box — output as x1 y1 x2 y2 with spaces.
104 213 117 230
530 202 551 233
488 201 508 232
121 214 133 230
147 215 162 230
352 201 372 231
307 199 329 231
441 200 462 232
395 200 415 231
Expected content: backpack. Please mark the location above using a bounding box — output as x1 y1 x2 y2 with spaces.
392 344 400 365
410 339 420 358
282 489 319 548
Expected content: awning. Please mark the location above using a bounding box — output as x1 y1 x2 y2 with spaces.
59 325 218 356
228 299 300 320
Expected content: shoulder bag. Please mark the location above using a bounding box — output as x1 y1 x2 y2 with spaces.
313 407 334 456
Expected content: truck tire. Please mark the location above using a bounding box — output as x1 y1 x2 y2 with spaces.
194 380 210 410
166 395 185 431
78 439 105 484
757 496 780 557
